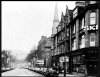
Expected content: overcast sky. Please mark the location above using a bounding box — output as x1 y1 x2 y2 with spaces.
2 1 75 60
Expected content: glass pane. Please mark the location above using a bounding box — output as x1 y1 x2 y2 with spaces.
90 18 96 25
90 12 96 18
82 18 84 29
90 33 95 42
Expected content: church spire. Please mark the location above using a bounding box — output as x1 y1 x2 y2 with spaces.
53 2 59 22
52 2 59 35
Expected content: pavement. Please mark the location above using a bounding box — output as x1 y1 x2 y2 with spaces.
59 73 85 77
58 72 96 77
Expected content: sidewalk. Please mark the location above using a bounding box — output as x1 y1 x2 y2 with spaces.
59 73 85 77
58 72 96 77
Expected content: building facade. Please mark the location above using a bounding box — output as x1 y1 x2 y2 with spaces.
37 36 52 67
41 37 52 68
51 1 99 76
37 36 48 59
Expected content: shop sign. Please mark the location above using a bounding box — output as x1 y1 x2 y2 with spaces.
84 25 98 30
36 60 44 64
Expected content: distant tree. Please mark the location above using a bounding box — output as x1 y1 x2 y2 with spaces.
25 49 38 62
1 50 17 68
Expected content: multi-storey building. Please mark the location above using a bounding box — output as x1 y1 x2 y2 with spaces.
41 37 52 67
37 36 47 59
37 36 52 67
51 1 99 76
51 3 73 72
51 2 59 68
70 1 99 76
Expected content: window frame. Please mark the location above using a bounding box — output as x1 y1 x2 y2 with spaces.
90 11 96 25
90 32 96 46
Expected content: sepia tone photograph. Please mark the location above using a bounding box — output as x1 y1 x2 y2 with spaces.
1 1 99 77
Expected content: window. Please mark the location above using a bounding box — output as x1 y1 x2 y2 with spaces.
90 33 95 46
80 17 85 30
73 8 78 18
72 39 76 50
58 26 61 32
67 29 69 37
80 35 85 48
82 18 84 29
74 39 76 50
73 24 76 34
62 45 64 53
62 32 64 40
90 12 96 25
63 32 65 39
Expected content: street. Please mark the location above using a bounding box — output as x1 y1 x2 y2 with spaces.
2 68 45 76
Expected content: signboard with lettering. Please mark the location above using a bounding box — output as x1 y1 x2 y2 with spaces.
36 60 44 64
59 56 69 62
84 25 98 30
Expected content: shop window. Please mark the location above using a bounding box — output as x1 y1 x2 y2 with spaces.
90 33 95 46
90 12 96 25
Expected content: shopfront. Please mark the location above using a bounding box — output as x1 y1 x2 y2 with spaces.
84 50 98 76
73 55 86 73
59 56 69 73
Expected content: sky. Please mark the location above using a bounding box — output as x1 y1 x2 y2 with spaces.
2 1 75 60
